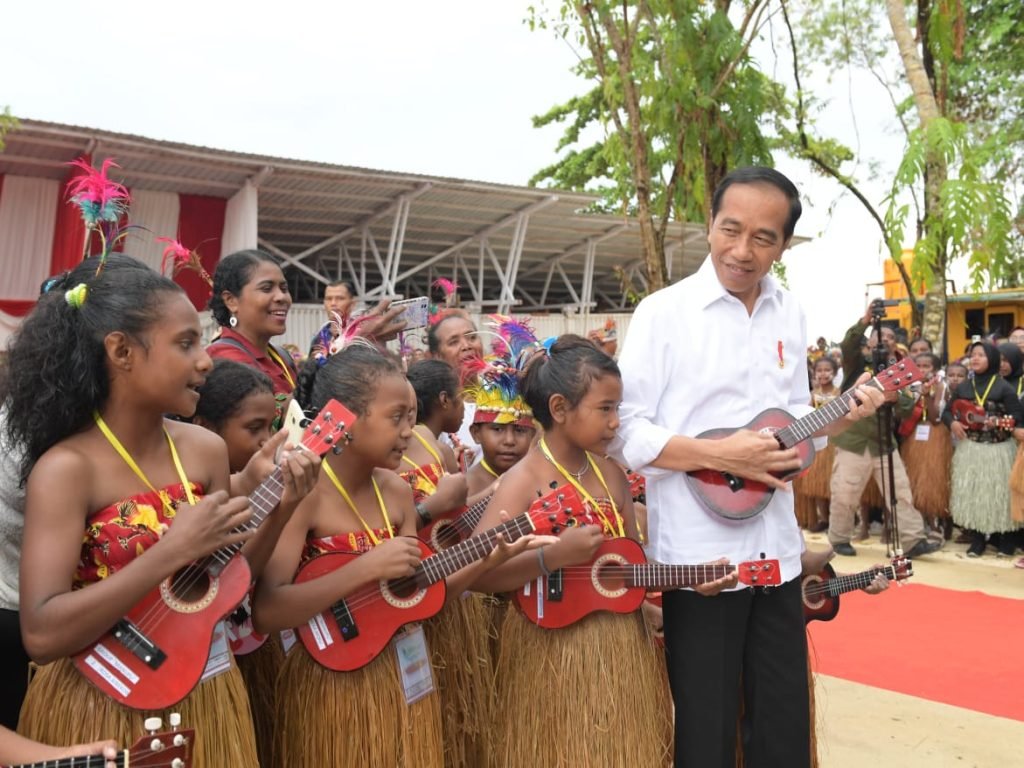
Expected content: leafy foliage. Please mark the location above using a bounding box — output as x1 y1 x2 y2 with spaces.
527 1 780 292
0 107 18 152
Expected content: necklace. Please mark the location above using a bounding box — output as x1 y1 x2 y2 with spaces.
540 443 589 479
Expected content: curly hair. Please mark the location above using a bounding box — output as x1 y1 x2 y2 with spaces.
294 344 405 417
1 254 183 483
208 249 279 327
519 334 620 430
406 359 458 422
193 359 273 429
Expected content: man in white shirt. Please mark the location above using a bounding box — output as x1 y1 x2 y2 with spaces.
616 167 884 768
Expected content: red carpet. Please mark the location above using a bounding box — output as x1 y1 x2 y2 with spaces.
808 583 1024 722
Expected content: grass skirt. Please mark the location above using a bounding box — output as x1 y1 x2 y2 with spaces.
795 445 834 500
1010 442 1024 523
19 656 258 768
950 439 1019 534
860 475 883 509
236 634 284 767
899 425 952 519
792 492 819 530
273 638 443 768
492 608 672 767
423 593 495 768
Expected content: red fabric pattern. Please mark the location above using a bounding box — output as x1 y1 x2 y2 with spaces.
74 482 202 587
49 154 90 275
302 529 387 564
176 194 227 310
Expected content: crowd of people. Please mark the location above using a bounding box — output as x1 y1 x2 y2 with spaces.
797 318 1024 568
0 165 976 768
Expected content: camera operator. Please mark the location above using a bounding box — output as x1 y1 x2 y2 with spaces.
826 300 942 558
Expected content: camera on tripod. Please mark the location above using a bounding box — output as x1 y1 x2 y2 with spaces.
869 298 899 319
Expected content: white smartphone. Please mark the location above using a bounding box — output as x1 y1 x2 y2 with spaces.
391 296 430 330
282 398 307 453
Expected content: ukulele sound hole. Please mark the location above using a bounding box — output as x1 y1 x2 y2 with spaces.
160 565 219 614
592 557 629 599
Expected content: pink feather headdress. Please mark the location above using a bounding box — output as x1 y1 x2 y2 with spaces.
65 157 132 273
157 237 213 292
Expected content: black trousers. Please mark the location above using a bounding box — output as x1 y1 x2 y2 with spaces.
0 608 30 730
663 577 810 768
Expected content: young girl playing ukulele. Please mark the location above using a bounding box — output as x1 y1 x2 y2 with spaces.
192 358 306 768
3 255 316 767
469 335 671 767
402 359 471 525
253 345 545 767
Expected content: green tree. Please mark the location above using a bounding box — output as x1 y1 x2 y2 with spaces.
0 107 17 152
527 0 779 293
784 0 1020 351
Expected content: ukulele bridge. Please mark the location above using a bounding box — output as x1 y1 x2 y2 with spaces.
721 472 745 492
331 599 359 642
112 618 167 670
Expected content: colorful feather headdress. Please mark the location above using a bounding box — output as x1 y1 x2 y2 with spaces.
158 237 213 291
461 315 539 428
66 157 132 274
311 311 378 366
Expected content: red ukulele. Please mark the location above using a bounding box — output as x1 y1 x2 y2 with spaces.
418 493 493 551
296 483 589 672
951 400 1016 431
515 537 782 629
6 715 194 768
802 557 913 623
686 359 923 521
73 401 355 710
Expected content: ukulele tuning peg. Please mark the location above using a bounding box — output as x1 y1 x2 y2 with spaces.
332 445 343 455
169 712 181 729
549 481 558 489
311 425 321 435
172 759 185 768
144 717 163 734
337 420 346 430
324 435 334 444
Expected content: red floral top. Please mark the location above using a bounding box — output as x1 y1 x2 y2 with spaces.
398 461 443 505
74 483 202 587
301 528 391 566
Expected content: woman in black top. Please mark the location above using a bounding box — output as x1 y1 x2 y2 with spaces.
943 341 1024 556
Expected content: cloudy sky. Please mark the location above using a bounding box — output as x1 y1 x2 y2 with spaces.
4 1 918 344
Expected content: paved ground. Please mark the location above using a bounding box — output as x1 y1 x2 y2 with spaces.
804 529 1024 768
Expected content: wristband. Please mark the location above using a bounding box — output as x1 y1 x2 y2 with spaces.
536 547 552 576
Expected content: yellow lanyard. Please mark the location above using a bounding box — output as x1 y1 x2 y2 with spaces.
322 461 393 545
973 376 996 408
267 346 296 390
1018 378 1022 397
480 459 500 478
539 438 624 537
94 412 196 516
412 428 445 470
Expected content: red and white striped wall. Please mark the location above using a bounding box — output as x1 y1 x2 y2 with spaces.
0 155 257 341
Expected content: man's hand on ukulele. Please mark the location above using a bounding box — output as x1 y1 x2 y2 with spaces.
694 557 738 597
713 429 801 490
845 371 886 421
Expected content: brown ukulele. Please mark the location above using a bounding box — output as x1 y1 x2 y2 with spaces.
686 359 923 521
802 557 913 623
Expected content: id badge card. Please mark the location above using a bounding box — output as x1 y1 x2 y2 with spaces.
201 620 232 682
915 424 931 442
393 624 435 705
280 628 298 655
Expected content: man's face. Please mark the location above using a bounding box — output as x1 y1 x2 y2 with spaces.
707 183 792 309
324 284 353 319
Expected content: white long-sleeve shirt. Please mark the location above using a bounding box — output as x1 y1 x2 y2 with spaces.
614 257 812 586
